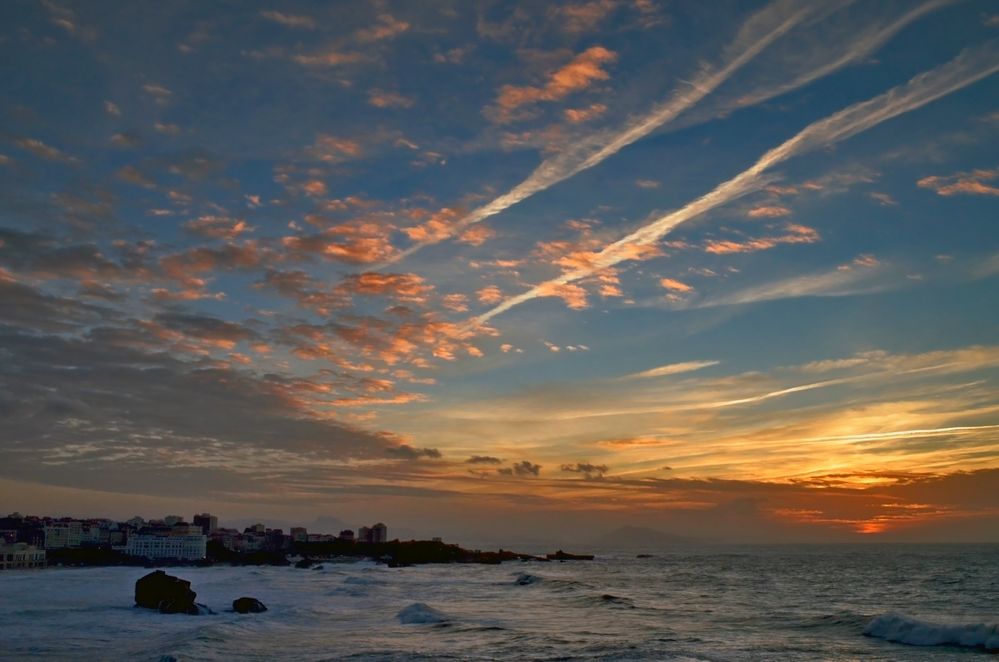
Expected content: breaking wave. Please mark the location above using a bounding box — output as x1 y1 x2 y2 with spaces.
864 613 999 651
513 573 541 585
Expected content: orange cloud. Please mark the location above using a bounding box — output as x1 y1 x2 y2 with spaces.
747 205 791 218
458 225 495 246
282 220 397 264
659 277 693 293
403 208 462 244
537 281 589 310
368 89 414 108
441 293 469 312
303 180 328 197
340 272 433 304
477 285 503 304
291 51 368 67
705 224 820 254
551 0 618 34
308 134 364 163
917 168 999 196
260 10 317 30
160 242 264 290
183 215 250 240
355 14 409 42
564 102 608 123
492 47 617 122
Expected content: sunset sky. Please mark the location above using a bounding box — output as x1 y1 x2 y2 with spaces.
1 0 997 544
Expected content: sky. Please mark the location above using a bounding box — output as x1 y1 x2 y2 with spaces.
0 0 997 546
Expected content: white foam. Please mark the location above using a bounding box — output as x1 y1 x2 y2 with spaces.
396 602 448 625
864 613 999 651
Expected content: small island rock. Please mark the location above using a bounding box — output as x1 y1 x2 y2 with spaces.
232 597 268 614
135 570 201 615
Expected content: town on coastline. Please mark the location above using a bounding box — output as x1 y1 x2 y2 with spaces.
0 512 591 569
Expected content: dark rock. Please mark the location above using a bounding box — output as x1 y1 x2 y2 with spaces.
232 596 268 614
135 570 201 615
545 550 594 561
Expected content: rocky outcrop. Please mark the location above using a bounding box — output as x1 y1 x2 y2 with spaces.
135 570 203 615
546 550 594 561
232 597 268 614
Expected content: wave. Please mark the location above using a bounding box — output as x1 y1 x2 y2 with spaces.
864 613 999 651
798 611 871 630
513 573 541 585
509 572 591 592
595 593 636 608
397 602 449 625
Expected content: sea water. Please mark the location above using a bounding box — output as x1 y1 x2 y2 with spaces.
1 544 996 660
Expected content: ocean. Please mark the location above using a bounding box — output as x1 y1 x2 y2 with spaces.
1 544 997 660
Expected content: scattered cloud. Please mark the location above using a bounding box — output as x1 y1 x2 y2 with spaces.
917 167 999 196
490 46 617 123
467 455 503 465
498 460 542 477
560 461 609 478
260 10 317 30
473 44 999 324
385 444 442 460
704 224 820 254
368 89 414 109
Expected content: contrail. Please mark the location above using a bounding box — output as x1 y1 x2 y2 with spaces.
697 0 959 120
381 0 826 267
471 42 999 326
385 0 956 268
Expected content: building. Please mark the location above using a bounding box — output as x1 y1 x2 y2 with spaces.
338 529 355 542
163 515 184 526
0 543 46 570
290 527 308 543
124 532 206 561
43 521 83 549
193 513 218 535
357 523 387 543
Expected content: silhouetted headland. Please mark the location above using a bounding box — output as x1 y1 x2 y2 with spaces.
43 538 594 568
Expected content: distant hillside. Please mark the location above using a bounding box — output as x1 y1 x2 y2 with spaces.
592 525 696 548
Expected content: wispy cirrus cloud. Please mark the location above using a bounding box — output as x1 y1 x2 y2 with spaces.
383 0 955 269
382 0 820 265
473 42 999 323
623 360 720 380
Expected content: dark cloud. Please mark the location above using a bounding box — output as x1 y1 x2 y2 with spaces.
0 280 114 333
0 303 397 499
560 461 609 478
153 311 260 346
385 444 442 460
466 455 503 464
498 460 542 477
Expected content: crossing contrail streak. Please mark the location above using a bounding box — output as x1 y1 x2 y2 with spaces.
471 42 999 326
380 0 826 267
384 0 957 269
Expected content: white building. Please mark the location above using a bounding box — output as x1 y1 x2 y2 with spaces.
0 543 46 569
124 533 207 561
371 523 388 543
43 521 83 549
